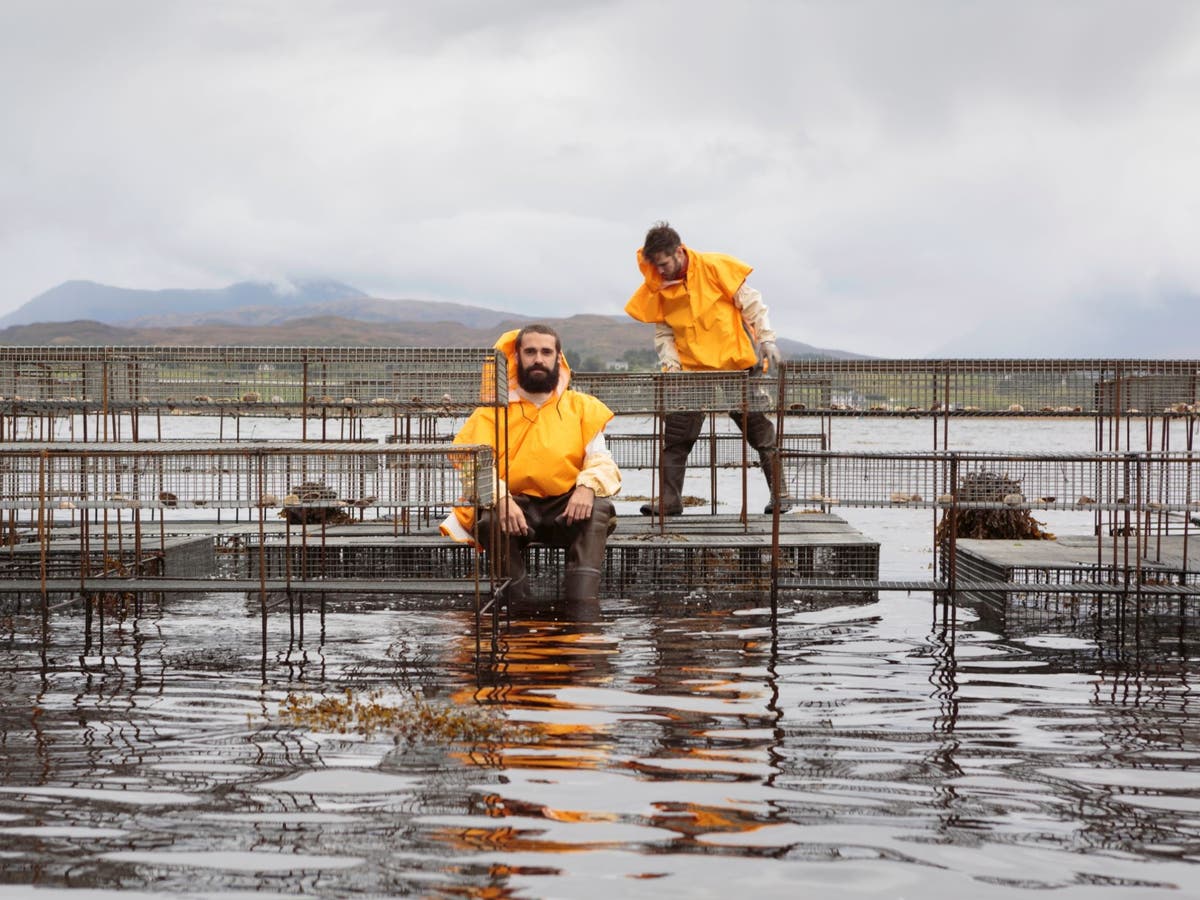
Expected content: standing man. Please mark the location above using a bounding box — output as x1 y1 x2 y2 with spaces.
441 325 621 604
625 221 783 516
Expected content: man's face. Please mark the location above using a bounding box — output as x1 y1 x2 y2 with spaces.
648 246 687 282
516 332 560 393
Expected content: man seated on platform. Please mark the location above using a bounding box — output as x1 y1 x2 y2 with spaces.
440 325 621 604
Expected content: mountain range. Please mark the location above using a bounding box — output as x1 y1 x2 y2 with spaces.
0 279 862 362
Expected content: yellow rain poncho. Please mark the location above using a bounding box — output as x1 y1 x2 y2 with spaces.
440 329 619 541
625 247 758 371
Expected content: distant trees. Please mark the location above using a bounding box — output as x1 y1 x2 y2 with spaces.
622 347 658 370
565 346 660 372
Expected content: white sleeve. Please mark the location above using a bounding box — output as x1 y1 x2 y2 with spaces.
734 283 776 343
653 322 681 370
576 431 621 497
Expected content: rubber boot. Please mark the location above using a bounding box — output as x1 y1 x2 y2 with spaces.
564 499 614 602
478 510 530 603
734 410 784 513
501 540 530 603
759 446 787 514
646 411 705 515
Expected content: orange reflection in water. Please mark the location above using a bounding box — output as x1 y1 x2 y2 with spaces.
447 619 621 774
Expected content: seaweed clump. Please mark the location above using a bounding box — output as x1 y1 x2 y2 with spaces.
277 688 536 745
935 472 1055 543
279 481 352 525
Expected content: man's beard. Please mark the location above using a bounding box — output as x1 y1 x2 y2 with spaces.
517 359 559 393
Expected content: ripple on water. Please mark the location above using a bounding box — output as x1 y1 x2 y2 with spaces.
101 850 363 872
4 440 1200 897
256 769 421 794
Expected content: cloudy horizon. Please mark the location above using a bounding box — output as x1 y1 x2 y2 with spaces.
3 0 1199 357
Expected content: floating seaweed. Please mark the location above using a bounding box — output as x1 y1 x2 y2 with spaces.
276 688 537 744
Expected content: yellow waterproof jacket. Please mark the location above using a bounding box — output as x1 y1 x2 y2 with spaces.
441 330 617 538
625 247 758 371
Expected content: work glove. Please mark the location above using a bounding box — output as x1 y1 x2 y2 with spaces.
758 340 782 373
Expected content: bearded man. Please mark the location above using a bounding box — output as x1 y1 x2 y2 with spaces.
441 325 621 604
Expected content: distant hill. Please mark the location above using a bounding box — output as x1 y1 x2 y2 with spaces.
0 315 854 364
126 297 518 330
0 279 865 363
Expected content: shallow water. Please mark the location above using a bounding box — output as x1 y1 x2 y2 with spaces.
2 418 1200 897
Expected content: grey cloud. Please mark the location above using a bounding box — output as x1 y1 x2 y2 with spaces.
2 1 1199 356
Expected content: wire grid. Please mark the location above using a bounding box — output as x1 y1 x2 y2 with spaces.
779 359 1200 415
238 535 481 581
0 442 493 511
779 449 1200 512
570 371 777 414
956 550 1200 635
4 351 1200 418
520 538 879 598
0 533 223 586
0 347 506 410
607 431 826 469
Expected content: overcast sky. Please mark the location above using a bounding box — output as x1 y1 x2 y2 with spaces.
2 0 1198 356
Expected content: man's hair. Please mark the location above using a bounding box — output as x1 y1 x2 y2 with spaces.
515 323 561 354
642 221 682 258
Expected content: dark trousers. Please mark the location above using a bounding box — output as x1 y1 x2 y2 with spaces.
477 492 616 603
655 410 778 514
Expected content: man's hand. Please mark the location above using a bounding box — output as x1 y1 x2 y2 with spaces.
559 485 595 525
661 361 681 373
759 340 782 373
498 495 529 535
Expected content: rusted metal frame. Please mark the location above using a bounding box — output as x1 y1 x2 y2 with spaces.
301 358 310 440
932 361 950 581
475 399 507 654
38 449 49 660
256 450 268 667
738 372 750 527
769 364 787 607
944 452 959 629
652 374 665 534
1133 451 1144 633
708 411 719 517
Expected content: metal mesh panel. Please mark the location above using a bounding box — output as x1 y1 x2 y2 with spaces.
570 371 776 414
241 534 481 581
955 542 1200 636
519 523 879 598
779 359 1200 415
0 347 506 410
3 352 1200 418
780 449 1200 512
607 431 825 469
0 442 493 510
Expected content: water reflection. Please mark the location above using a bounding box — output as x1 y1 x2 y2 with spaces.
2 585 1200 895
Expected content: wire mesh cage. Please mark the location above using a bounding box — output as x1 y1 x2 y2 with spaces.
0 347 507 411
520 528 879 599
0 441 498 597
0 442 494 511
778 449 1200 512
4 352 1200 422
570 371 777 414
607 430 825 469
779 359 1200 415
